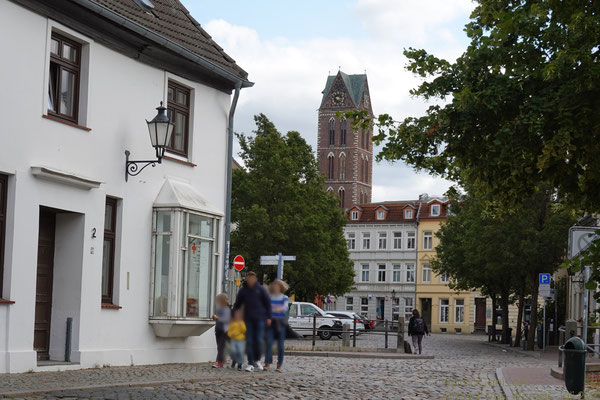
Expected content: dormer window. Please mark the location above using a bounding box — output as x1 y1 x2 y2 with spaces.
351 211 359 220
405 209 413 219
431 204 441 217
377 210 385 220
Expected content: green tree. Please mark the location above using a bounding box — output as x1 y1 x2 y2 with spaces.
231 114 354 301
433 189 573 348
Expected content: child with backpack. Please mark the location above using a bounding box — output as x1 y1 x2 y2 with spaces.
211 293 231 368
408 309 429 354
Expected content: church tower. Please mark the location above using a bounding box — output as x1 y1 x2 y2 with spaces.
317 71 373 208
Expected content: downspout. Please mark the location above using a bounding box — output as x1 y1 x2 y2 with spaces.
222 82 242 294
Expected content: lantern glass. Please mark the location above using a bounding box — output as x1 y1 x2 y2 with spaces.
146 102 174 151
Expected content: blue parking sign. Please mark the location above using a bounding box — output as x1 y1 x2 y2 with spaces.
539 273 551 285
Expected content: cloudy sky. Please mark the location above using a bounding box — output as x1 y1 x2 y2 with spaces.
182 0 475 201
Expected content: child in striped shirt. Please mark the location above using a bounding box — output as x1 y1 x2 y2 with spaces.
264 280 289 372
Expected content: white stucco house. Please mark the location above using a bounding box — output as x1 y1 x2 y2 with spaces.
333 202 418 323
0 0 251 373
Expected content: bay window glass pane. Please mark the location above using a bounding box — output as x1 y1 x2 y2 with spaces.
156 211 171 232
173 112 186 151
102 239 112 296
186 238 212 318
189 214 212 237
59 69 76 117
153 233 170 316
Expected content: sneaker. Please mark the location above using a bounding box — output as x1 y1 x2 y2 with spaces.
255 361 264 371
231 361 236 368
212 362 223 368
245 365 254 372
276 365 282 373
237 364 243 371
264 363 270 371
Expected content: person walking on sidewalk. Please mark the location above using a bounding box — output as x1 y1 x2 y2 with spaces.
228 309 247 371
408 309 429 354
211 293 231 368
233 271 271 372
264 280 289 372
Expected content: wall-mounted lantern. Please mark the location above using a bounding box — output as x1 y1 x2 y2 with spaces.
125 102 174 181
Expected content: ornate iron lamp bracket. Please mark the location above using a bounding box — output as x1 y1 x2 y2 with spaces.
125 150 162 182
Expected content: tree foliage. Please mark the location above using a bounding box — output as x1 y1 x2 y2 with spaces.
343 0 600 212
231 114 355 301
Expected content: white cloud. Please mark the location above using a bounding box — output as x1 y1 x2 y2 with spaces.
204 0 473 202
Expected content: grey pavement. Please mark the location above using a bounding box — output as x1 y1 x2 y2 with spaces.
0 333 585 399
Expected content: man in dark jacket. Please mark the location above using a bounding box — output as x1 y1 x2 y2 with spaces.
233 271 271 371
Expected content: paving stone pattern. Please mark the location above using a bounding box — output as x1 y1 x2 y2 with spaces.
0 334 579 399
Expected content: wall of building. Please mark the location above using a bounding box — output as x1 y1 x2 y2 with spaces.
0 1 230 373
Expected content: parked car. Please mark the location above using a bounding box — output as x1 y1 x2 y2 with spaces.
327 311 369 331
287 302 343 340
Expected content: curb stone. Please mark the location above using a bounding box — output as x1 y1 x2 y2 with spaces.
284 350 434 360
495 367 512 400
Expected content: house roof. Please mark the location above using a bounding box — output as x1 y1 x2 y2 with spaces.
89 0 247 80
321 71 367 107
348 198 450 223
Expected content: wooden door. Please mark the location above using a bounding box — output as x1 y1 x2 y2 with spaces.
475 298 486 329
34 209 56 361
420 298 432 327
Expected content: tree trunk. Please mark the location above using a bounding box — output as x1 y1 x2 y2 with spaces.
500 290 510 344
490 293 498 340
527 272 539 351
513 286 525 347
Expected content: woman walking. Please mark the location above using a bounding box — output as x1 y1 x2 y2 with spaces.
408 309 429 354
264 280 289 372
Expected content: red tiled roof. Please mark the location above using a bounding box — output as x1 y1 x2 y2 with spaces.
348 199 449 223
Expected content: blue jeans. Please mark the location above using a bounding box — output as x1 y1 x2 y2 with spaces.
245 319 265 365
265 319 286 366
230 340 245 365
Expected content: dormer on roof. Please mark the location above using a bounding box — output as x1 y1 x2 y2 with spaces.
374 205 389 221
348 206 363 221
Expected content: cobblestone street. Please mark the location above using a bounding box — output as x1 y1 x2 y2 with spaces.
1 334 585 399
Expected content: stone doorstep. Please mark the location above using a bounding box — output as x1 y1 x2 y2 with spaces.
284 350 434 360
0 372 299 399
551 364 600 380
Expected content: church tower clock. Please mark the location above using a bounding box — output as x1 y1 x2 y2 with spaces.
317 71 373 208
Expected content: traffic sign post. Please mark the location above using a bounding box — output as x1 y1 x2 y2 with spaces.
260 253 296 280
233 255 245 271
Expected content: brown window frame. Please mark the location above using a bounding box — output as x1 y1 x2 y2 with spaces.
328 155 335 180
340 119 347 146
0 174 7 298
101 197 117 304
328 118 335 145
48 32 82 124
166 81 191 158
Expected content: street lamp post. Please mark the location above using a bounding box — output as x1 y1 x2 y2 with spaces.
125 101 175 181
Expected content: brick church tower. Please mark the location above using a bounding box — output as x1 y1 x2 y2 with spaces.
317 71 373 208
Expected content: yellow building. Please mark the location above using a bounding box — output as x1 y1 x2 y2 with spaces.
415 197 486 334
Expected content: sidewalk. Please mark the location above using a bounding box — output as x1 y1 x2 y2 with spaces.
496 367 581 399
0 363 291 398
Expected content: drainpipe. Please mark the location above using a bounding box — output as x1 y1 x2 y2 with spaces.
223 82 242 294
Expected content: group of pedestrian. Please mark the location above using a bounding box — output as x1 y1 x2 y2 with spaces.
211 271 289 372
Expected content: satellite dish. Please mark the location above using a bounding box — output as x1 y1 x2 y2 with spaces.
134 0 155 12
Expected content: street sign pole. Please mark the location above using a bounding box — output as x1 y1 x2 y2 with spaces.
277 252 283 280
583 265 590 345
543 300 546 352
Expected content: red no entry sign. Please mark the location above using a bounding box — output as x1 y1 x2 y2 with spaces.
233 255 245 271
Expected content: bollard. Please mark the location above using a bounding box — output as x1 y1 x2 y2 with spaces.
353 317 357 348
65 317 72 362
342 323 351 347
385 319 389 349
312 314 317 347
397 317 405 351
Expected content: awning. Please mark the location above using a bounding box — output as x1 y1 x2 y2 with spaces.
153 179 223 216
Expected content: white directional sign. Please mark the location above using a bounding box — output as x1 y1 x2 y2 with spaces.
260 256 280 265
569 226 599 259
539 285 552 298
260 254 297 280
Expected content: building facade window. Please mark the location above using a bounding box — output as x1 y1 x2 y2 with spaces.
341 119 347 145
406 263 415 283
393 232 402 249
455 299 465 323
423 231 433 250
392 264 401 282
440 272 450 284
422 264 431 283
405 209 413 219
364 159 369 182
48 32 82 123
339 187 345 208
361 297 369 313
346 297 354 311
339 156 346 180
431 204 441 216
101 197 118 304
407 231 416 249
167 81 191 157
377 210 385 220
392 298 400 321
404 297 414 320
362 232 370 249
378 232 387 249
440 299 449 323
361 264 370 282
329 118 335 145
351 210 359 220
347 232 355 250
328 155 335 179
151 209 220 319
0 174 7 298
378 264 386 282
